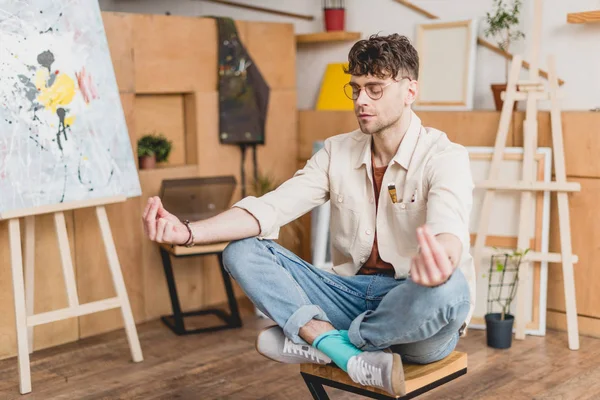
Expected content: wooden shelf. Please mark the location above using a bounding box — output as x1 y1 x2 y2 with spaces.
296 31 360 44
567 10 600 24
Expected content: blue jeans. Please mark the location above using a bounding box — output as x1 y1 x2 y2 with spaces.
222 238 471 364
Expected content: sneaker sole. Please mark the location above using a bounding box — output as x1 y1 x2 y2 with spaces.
254 325 330 365
255 325 286 363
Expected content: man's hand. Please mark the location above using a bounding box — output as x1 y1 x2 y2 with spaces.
142 196 190 245
410 225 455 287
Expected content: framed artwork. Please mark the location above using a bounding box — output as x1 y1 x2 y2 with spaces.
414 19 478 110
0 0 141 217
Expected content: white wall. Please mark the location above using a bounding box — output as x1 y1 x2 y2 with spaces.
99 0 600 111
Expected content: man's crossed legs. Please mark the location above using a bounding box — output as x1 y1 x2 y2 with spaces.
222 238 470 396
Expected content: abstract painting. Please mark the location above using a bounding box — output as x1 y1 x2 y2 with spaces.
0 0 140 216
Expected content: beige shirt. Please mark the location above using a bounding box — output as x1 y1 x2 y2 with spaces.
233 110 476 328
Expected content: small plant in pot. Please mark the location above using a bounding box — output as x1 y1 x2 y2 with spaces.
137 132 172 169
484 0 525 111
484 247 529 349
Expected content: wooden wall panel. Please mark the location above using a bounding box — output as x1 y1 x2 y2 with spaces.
512 112 600 178
418 111 515 147
120 93 137 160
102 12 135 93
244 22 296 90
133 15 217 93
298 111 358 160
135 95 187 167
547 178 600 317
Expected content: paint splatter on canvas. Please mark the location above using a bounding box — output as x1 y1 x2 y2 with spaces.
0 0 141 215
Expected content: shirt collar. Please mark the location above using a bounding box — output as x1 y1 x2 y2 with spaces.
354 110 422 170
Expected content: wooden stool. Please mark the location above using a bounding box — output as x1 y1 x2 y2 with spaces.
158 242 242 335
300 351 467 399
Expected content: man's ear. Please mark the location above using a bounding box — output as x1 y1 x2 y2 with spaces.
405 80 418 106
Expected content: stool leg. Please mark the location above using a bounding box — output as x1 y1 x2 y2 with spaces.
9 219 32 394
160 247 185 333
301 373 330 400
217 253 242 327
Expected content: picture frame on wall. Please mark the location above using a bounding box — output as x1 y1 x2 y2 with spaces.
414 19 478 111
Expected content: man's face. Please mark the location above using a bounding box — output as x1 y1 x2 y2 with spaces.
348 73 416 135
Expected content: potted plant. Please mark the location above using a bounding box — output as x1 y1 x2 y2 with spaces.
484 0 526 111
137 132 173 169
484 247 529 349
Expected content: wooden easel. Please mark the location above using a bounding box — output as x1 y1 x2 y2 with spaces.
473 0 580 350
3 196 143 394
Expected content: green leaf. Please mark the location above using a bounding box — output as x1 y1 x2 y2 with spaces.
496 262 504 271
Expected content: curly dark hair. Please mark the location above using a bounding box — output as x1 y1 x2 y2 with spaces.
344 33 419 80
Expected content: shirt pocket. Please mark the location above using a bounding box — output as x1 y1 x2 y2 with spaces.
329 189 362 252
392 199 427 250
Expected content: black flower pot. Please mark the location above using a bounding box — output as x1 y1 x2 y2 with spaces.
485 313 514 349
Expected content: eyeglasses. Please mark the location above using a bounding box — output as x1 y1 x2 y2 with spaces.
343 77 411 101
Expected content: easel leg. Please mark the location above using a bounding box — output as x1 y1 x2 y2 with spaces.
24 216 35 354
96 206 144 362
548 55 580 350
54 212 80 307
515 93 539 340
9 219 32 394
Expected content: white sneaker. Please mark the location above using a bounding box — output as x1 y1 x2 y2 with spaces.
347 351 405 397
255 325 332 364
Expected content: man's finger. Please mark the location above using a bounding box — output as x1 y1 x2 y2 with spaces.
423 226 454 278
414 255 431 286
410 257 421 285
156 218 167 243
147 201 159 240
417 228 441 284
142 197 153 220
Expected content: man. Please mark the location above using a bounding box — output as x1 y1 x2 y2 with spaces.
142 33 475 397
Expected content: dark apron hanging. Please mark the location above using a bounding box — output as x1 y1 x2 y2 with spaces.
211 17 270 197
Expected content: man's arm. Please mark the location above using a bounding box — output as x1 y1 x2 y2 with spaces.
435 232 462 268
143 143 331 246
410 144 474 287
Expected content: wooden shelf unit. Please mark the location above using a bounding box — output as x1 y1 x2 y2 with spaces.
567 10 600 24
296 31 360 44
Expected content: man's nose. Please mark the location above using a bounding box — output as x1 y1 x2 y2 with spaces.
355 88 370 106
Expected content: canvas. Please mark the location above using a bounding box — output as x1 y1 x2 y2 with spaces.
0 0 140 216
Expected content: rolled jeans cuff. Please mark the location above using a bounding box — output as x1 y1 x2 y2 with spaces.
283 304 330 345
348 310 369 350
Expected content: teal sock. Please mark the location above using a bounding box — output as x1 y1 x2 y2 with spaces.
313 330 362 372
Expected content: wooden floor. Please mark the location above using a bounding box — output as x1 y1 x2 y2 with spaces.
1 302 600 399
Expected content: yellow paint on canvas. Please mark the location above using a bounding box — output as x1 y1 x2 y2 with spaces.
316 63 354 111
64 115 76 126
36 70 76 113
